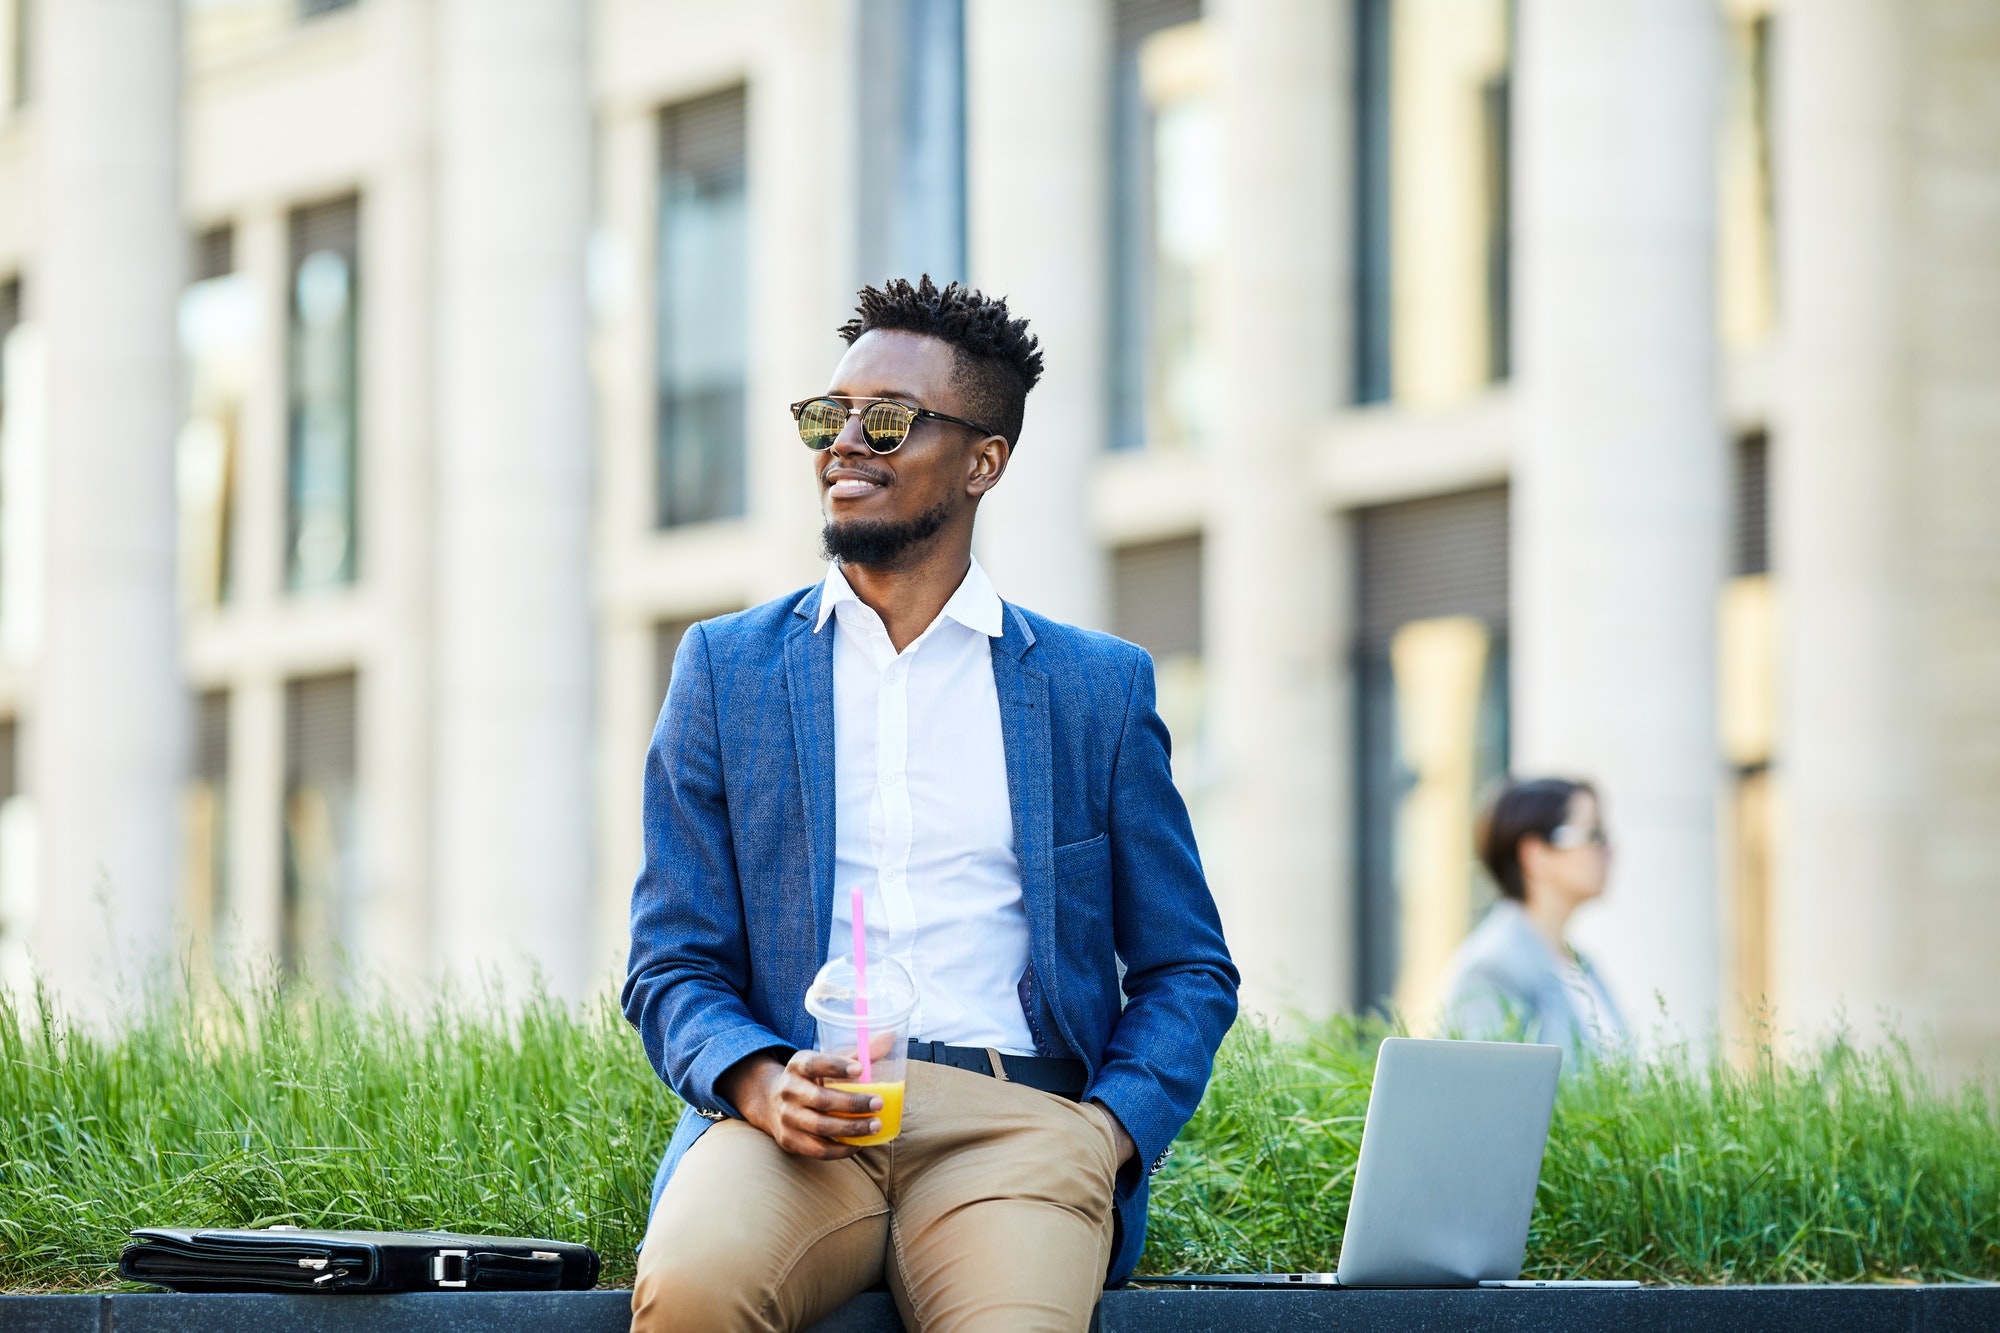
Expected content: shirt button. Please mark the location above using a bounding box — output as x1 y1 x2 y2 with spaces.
883 772 903 787
884 867 902 881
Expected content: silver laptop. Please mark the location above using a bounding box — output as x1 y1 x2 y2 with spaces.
1333 1037 1562 1287
1139 1037 1636 1290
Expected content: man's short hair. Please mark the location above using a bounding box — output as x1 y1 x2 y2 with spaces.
837 276 1044 449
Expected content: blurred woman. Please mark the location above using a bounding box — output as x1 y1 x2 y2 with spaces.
1442 777 1626 1058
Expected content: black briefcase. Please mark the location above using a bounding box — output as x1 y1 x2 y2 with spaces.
119 1226 601 1293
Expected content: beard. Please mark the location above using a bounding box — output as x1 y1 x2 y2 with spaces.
821 495 956 569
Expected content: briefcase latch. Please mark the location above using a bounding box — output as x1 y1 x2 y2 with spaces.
430 1249 471 1288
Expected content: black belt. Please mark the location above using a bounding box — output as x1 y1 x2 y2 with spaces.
905 1041 1088 1102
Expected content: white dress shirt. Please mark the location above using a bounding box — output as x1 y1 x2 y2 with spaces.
818 557 1037 1056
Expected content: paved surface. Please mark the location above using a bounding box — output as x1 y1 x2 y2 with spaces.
0 1284 1995 1331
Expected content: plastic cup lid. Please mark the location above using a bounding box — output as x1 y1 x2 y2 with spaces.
806 954 917 1026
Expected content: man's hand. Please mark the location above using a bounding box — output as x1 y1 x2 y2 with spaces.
717 1050 885 1159
1092 1098 1137 1169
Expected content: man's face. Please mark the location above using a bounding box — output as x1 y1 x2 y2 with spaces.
816 330 1007 567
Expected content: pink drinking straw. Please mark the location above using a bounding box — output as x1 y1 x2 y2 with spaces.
850 886 873 1083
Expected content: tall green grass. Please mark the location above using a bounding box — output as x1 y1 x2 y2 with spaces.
2 983 1995 1289
1147 1020 2000 1283
0 981 673 1290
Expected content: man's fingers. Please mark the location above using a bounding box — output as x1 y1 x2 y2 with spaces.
758 1057 882 1156
784 1105 882 1142
789 1049 865 1081
771 1113 874 1157
769 1063 880 1115
792 1082 883 1116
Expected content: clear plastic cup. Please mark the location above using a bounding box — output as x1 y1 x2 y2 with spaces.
804 955 918 1146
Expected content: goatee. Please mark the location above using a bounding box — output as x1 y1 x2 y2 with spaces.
821 496 956 569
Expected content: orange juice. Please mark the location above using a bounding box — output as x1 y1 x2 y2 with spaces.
825 1080 905 1146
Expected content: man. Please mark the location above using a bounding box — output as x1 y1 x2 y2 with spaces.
623 278 1238 1333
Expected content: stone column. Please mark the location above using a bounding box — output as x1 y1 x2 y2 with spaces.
1904 0 2000 1076
1207 0 1349 1020
1777 0 2000 1073
357 0 439 998
433 0 595 999
226 676 284 973
31 0 185 1007
217 208 288 974
1770 0 1914 1037
964 0 1110 629
1513 0 1723 1034
748 0 862 603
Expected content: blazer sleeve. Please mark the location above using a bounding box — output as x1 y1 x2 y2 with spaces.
621 622 791 1116
1085 649 1241 1187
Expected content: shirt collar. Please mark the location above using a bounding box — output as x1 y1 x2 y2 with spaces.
814 557 1005 639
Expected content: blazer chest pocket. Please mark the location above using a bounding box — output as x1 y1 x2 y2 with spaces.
1052 831 1111 888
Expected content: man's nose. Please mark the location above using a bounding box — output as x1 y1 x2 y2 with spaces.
828 413 872 457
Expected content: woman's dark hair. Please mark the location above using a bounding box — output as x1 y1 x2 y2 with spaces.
1477 777 1597 902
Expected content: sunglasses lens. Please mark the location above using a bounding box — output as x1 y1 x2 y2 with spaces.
860 402 915 452
797 399 847 450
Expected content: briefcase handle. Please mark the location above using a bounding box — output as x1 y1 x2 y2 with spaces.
430 1247 567 1291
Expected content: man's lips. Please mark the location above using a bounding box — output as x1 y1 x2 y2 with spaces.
823 467 890 500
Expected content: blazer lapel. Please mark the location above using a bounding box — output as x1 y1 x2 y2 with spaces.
992 604 1073 1052
785 594 837 992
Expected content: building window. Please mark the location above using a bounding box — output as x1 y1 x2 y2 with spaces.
287 196 360 592
1719 10 1776 350
187 1 314 59
0 273 19 625
1720 429 1775 1028
1111 534 1202 662
1353 486 1510 1017
1732 429 1770 580
0 276 17 361
1353 0 1513 408
7 0 30 110
179 225 248 609
284 671 358 982
185 688 230 957
0 714 21 991
1111 535 1205 795
657 89 748 529
856 0 967 287
1110 0 1216 452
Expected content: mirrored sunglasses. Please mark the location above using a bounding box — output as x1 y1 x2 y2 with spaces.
790 396 998 455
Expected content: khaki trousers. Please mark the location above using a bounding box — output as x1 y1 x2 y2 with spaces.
630 1061 1119 1333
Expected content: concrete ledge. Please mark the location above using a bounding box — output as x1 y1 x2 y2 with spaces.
1 1284 1995 1332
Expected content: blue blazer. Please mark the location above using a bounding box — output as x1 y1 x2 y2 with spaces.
622 582 1239 1285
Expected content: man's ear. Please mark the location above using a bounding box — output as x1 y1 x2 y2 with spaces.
966 434 1010 498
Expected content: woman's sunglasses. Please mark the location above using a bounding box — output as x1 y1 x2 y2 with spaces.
1548 823 1610 851
790 396 998 455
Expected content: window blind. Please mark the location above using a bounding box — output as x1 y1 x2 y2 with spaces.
1112 535 1203 661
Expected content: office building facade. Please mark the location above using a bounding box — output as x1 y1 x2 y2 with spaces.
0 0 1994 1077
